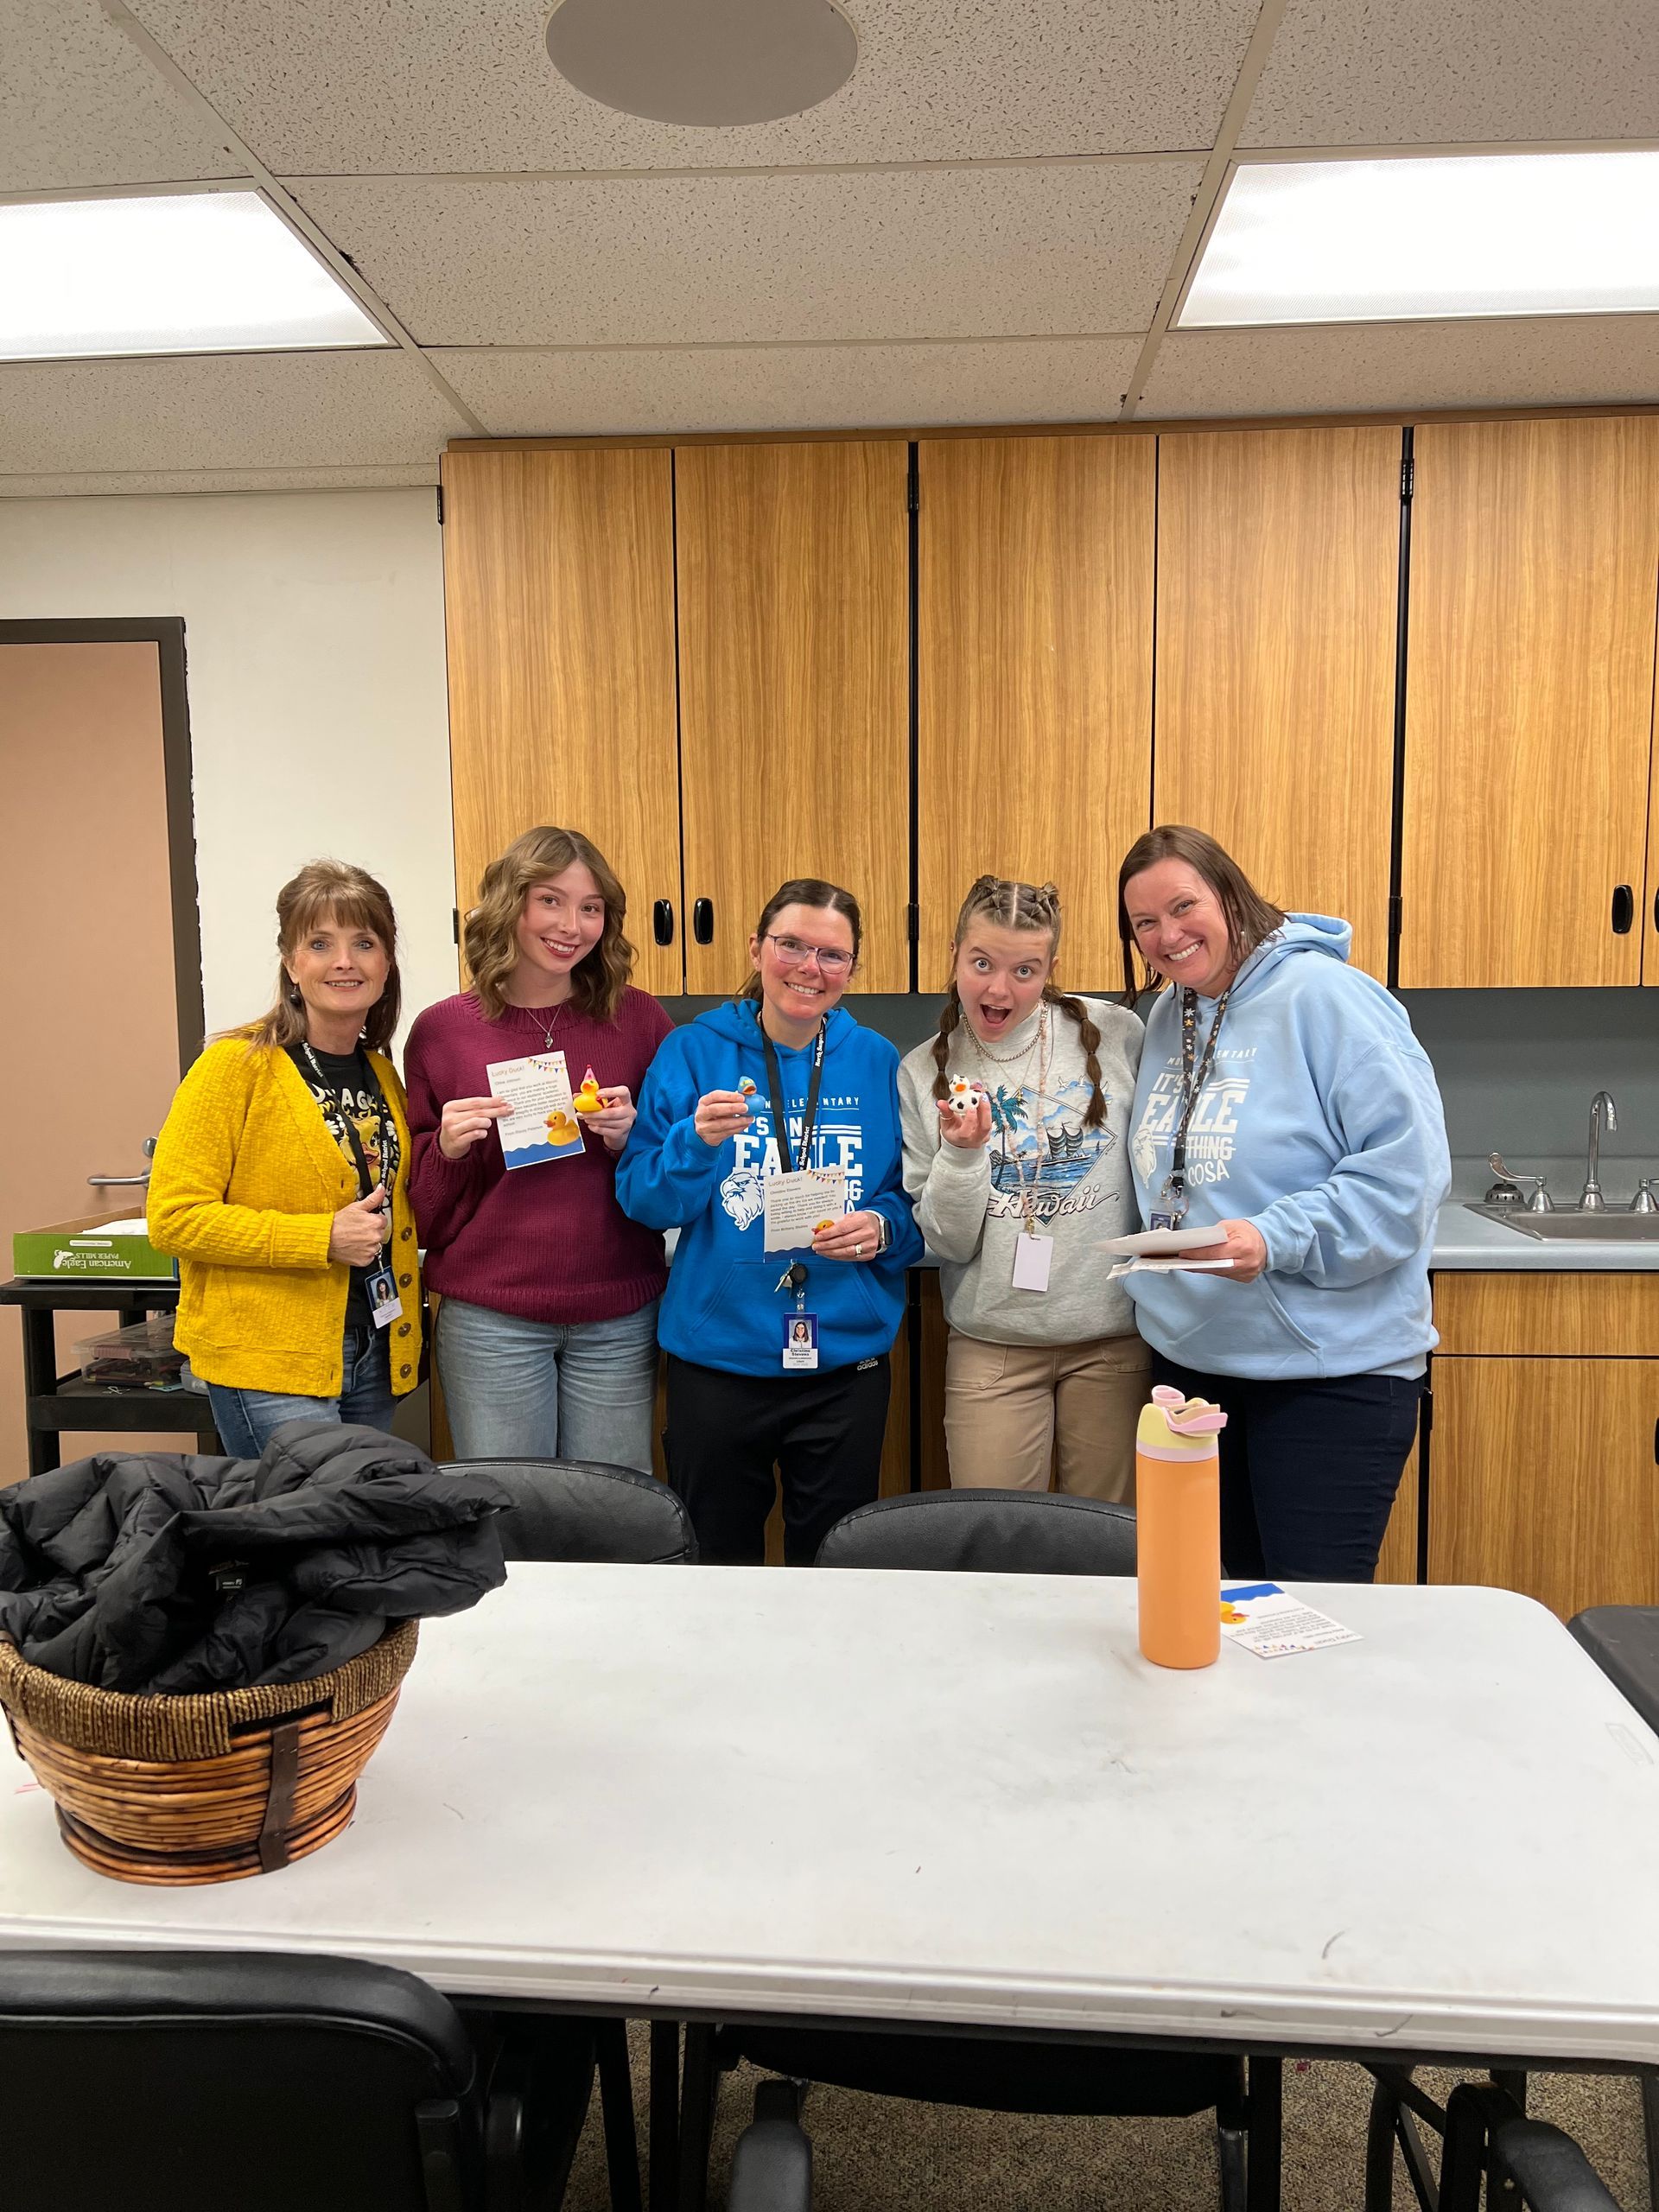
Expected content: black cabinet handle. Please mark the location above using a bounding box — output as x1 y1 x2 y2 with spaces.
692 898 714 946
1653 1415 1657 1466
1611 885 1634 935
1653 887 1659 935
652 899 675 947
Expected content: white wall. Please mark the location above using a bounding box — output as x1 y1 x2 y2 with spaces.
0 489 456 1049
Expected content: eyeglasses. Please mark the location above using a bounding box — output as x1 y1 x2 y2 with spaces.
765 933 855 976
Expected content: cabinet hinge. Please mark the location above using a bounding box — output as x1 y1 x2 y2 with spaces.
452 907 461 945
1389 893 1402 938
1421 1385 1433 1438
1400 455 1414 503
435 483 445 525
906 903 919 945
906 461 918 516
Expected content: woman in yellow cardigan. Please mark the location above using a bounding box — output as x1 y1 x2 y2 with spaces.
148 860 423 1459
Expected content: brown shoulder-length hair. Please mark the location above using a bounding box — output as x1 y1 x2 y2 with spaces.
463 826 634 1022
738 879 862 1001
1116 825 1286 1004
929 874 1108 1130
230 860 402 1054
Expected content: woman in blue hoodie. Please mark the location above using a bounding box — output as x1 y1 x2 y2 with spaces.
617 879 922 1564
1118 825 1451 1583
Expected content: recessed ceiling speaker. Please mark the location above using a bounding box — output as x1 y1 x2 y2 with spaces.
546 0 858 127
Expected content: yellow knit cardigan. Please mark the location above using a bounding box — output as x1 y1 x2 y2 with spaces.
147 1038 423 1400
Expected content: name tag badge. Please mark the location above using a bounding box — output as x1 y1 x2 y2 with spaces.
783 1313 819 1370
1011 1232 1053 1294
365 1262 403 1329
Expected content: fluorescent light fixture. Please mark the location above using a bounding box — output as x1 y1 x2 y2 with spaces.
1178 151 1659 329
0 188 390 362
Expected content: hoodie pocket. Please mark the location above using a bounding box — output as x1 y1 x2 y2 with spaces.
1255 1275 1320 1359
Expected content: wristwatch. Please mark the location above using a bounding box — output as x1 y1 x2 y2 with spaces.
874 1214 892 1255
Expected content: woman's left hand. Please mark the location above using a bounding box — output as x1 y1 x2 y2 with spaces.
1209 1218 1269 1281
812 1210 885 1263
581 1084 636 1154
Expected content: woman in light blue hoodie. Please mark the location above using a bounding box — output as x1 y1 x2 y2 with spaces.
617 878 921 1565
1118 826 1450 1583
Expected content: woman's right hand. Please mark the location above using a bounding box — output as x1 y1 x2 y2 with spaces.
329 1185 389 1264
438 1096 511 1160
694 1090 753 1147
937 1094 993 1151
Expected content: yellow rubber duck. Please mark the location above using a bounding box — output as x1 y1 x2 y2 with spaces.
544 1108 583 1147
572 1066 604 1116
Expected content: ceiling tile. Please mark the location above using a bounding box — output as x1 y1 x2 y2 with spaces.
433 338 1141 434
0 0 239 192
125 0 1257 171
1139 317 1659 418
293 164 1201 346
1243 0 1659 149
0 350 469 475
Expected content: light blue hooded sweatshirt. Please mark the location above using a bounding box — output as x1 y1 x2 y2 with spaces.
1124 916 1450 1381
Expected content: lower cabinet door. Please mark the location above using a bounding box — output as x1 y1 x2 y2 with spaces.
1428 1355 1659 1617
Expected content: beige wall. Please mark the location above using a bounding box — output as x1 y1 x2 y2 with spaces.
0 489 456 1051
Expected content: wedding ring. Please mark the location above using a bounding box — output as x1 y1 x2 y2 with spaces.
855 1240 865 1256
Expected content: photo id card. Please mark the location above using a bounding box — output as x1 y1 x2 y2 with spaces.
364 1260 403 1329
1011 1231 1053 1293
763 1165 847 1253
783 1313 819 1370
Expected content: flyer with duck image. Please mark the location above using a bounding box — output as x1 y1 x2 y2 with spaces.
485 1051 587 1168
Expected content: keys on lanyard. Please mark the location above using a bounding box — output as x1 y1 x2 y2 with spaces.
1154 986 1230 1230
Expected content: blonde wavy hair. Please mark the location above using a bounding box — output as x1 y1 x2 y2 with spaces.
231 860 402 1054
931 874 1107 1130
463 825 634 1022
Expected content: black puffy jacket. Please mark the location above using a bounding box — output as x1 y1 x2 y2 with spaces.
0 1424 511 1694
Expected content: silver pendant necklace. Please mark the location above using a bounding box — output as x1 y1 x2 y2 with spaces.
521 1000 565 1052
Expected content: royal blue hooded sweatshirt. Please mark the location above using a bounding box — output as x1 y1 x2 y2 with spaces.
1125 916 1450 1381
616 998 923 1377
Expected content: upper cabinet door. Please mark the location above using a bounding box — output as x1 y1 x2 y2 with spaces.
917 436 1154 992
1401 417 1659 989
441 447 683 997
674 442 911 995
1155 428 1402 982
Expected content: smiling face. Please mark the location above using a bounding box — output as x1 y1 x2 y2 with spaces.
749 902 856 1041
512 863 607 1001
1123 859 1236 997
283 913 389 1039
954 920 1055 1045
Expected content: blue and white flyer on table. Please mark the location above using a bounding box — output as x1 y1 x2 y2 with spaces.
1220 1583 1360 1659
485 1051 586 1170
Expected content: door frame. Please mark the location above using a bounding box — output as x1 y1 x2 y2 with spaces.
0 618 203 1071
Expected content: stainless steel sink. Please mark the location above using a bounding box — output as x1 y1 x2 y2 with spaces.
1465 1204 1659 1241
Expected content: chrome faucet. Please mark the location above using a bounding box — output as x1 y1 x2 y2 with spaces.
1580 1091 1618 1211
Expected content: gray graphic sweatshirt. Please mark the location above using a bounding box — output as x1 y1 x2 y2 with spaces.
899 997 1145 1348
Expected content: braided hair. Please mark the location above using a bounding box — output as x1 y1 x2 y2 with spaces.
931 875 1107 1130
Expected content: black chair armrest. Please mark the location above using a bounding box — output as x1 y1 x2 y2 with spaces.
728 2086 811 2212
1441 2084 1624 2212
481 2018 595 2212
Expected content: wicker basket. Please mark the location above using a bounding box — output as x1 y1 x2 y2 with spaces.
0 1620 418 1887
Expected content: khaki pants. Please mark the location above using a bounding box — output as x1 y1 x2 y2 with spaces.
944 1330 1149 1504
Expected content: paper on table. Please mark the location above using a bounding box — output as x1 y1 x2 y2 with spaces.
485 1052 586 1170
763 1166 847 1254
1220 1582 1361 1660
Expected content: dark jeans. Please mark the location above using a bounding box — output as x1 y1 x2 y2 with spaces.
664 1353 892 1566
1148 1351 1424 1584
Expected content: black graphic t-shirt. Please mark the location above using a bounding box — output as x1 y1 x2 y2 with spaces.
287 1042 400 1331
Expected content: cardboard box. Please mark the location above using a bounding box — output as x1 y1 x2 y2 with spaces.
11 1210 178 1282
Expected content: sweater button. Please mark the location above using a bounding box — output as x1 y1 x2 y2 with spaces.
398 1363 411 1378
400 1226 411 1241
398 1272 412 1287
397 1321 411 1336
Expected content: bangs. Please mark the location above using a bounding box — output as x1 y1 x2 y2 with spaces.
283 890 389 950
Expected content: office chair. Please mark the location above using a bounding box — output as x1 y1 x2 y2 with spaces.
440 1458 696 1566
678 1489 1279 2212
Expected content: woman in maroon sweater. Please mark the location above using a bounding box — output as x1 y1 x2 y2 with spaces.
406 825 673 1468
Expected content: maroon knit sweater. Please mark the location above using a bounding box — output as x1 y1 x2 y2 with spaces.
405 987 675 1325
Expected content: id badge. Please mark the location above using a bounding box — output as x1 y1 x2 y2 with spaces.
364 1261 403 1329
1011 1232 1052 1293
783 1313 819 1370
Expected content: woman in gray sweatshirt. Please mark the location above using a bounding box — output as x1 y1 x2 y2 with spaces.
899 876 1147 1502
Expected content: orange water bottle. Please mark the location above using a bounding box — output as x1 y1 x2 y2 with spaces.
1136 1383 1228 1669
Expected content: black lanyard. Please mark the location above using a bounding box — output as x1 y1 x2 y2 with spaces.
302 1042 381 1198
1166 986 1230 1198
760 1025 826 1175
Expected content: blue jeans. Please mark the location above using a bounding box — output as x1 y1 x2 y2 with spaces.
206 1325 396 1460
435 1296 660 1471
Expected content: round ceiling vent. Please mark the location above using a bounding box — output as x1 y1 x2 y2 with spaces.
546 0 858 128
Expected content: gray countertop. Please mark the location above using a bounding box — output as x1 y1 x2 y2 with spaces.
1429 1201 1659 1271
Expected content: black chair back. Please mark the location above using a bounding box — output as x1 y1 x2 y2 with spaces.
1568 1605 1659 1732
442 1458 696 1564
816 1489 1135 1576
0 1949 480 2212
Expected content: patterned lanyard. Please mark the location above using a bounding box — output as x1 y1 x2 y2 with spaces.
1160 987 1230 1217
1002 1008 1052 1237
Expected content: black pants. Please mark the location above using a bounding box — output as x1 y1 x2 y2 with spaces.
664 1353 891 1567
1148 1351 1424 1584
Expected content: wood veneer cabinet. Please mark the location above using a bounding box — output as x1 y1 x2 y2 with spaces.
675 442 910 993
1399 417 1659 988
916 436 1154 987
1427 1273 1659 1618
1154 427 1402 982
440 447 684 997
